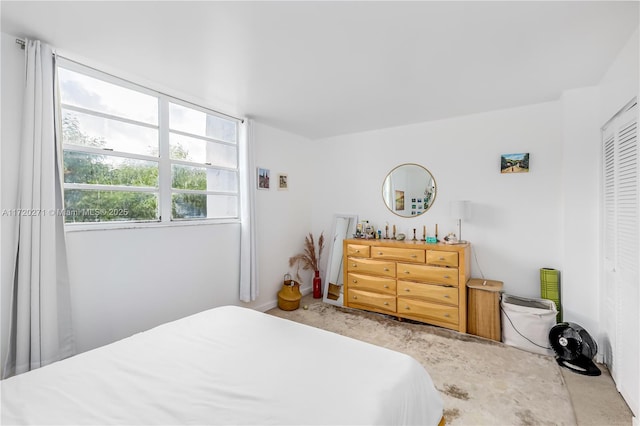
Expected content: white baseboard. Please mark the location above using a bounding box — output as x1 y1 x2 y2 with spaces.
253 299 278 312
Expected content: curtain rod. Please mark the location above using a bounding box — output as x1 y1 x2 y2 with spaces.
14 37 244 124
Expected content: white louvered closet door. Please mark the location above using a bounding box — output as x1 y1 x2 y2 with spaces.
602 99 638 417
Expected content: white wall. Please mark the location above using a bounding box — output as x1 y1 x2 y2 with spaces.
311 101 564 299
560 87 601 339
599 28 639 123
0 32 313 363
65 224 241 353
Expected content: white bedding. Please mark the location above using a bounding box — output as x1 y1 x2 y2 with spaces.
1 306 443 425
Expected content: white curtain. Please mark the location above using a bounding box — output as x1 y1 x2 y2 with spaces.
239 119 258 302
3 40 74 378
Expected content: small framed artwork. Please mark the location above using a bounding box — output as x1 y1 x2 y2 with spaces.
278 173 288 190
395 190 405 211
257 167 270 189
501 153 530 173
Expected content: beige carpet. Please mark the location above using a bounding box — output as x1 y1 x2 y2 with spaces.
268 299 577 426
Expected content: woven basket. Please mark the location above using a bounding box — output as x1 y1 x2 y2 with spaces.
278 274 302 311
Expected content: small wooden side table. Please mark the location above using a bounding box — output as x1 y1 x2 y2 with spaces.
467 278 504 341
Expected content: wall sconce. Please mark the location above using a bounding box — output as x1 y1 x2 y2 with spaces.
450 200 469 243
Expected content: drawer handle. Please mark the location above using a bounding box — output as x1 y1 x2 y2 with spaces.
405 306 410 310
384 302 389 306
352 264 357 267
384 268 389 271
404 271 410 274
411 254 417 258
439 257 445 261
378 252 384 255
384 285 389 288
355 249 360 253
352 280 358 283
444 313 450 318
443 294 450 298
404 288 410 292
443 275 450 279
353 296 358 300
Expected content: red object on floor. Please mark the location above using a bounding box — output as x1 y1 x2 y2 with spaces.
313 270 322 298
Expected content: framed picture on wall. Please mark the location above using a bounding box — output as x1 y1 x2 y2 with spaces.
278 173 288 190
501 153 530 173
395 190 405 211
257 167 270 189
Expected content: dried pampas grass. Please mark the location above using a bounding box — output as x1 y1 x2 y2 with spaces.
289 232 324 282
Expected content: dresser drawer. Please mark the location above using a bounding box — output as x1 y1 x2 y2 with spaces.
427 250 459 267
397 281 458 306
347 258 396 277
346 244 370 258
347 273 396 295
371 246 425 263
349 289 396 313
397 263 459 286
397 298 459 326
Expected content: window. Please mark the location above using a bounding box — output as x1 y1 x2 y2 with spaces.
58 59 241 225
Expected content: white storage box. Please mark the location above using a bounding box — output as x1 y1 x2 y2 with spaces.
501 294 557 356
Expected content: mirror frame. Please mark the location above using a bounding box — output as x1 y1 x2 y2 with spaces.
322 213 358 306
382 163 437 218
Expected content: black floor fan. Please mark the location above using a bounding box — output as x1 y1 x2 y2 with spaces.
549 322 601 376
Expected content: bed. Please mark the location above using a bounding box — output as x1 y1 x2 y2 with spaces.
1 306 443 425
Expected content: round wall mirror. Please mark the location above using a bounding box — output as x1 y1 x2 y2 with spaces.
382 163 436 217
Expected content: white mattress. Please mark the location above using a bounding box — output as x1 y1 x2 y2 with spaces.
1 306 442 425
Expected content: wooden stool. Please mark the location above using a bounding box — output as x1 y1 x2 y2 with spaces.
467 279 504 341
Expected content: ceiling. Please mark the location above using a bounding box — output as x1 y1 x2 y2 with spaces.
2 1 638 140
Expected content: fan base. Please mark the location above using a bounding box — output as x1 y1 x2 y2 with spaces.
556 357 601 376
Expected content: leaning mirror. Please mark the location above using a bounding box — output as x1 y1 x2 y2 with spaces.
382 163 436 217
322 214 358 306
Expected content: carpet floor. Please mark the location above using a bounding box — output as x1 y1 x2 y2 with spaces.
267 298 577 426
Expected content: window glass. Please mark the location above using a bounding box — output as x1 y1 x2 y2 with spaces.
64 190 158 222
169 102 237 143
62 110 158 157
171 164 207 191
172 194 238 220
205 168 238 193
64 151 158 187
170 133 237 167
59 67 158 125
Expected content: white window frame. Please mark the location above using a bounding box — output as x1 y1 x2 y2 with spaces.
58 58 243 231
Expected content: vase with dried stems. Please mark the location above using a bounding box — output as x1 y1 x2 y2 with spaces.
289 232 325 298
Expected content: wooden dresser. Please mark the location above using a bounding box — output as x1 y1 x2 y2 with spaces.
343 239 471 332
